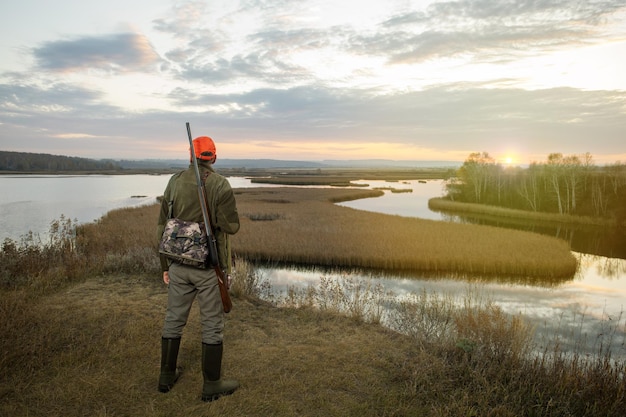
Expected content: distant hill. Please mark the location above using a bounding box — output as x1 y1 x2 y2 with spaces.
117 159 188 170
217 159 327 169
218 159 461 169
125 158 462 169
0 151 120 172
118 158 328 169
319 159 462 168
0 150 461 172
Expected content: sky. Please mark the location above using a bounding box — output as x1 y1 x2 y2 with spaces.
1 0 625 165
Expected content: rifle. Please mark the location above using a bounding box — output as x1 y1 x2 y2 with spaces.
186 122 233 313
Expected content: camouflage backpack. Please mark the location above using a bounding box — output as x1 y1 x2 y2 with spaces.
158 173 209 268
158 218 209 268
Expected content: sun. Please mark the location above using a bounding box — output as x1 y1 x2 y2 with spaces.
500 153 519 166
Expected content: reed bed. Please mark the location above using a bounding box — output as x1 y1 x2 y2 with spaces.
0 216 85 291
250 176 361 186
1 187 577 286
232 187 578 280
75 205 160 275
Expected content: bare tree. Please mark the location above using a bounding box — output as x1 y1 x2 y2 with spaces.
517 163 541 211
546 153 565 214
607 161 626 196
591 173 609 216
562 154 582 213
458 152 495 203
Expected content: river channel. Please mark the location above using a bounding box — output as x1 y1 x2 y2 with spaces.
1 174 625 358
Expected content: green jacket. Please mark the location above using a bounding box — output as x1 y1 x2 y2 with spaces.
157 162 240 273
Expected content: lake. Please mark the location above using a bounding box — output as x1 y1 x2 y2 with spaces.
1 174 625 358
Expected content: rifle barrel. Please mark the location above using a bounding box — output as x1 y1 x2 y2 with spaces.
186 122 219 267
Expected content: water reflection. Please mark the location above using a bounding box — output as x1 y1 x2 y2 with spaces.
255 253 626 360
336 179 447 221
0 174 170 243
254 261 573 288
245 177 626 358
436 211 626 260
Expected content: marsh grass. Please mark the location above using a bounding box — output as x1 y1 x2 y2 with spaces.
387 287 626 416
229 257 273 301
1 189 625 415
389 289 458 344
535 308 626 365
251 176 362 186
0 215 85 291
276 275 388 324
241 167 452 186
388 287 534 362
233 187 578 280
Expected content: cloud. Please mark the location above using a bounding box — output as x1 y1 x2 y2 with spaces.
0 82 109 115
371 0 626 64
160 26 323 85
33 32 161 73
53 133 101 139
151 0 626 89
176 51 310 85
2 75 625 160
158 81 626 153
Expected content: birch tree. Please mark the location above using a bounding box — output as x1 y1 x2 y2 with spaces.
517 162 541 211
546 153 565 214
458 152 495 203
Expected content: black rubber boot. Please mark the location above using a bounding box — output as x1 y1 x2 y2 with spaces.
201 343 239 402
158 337 182 393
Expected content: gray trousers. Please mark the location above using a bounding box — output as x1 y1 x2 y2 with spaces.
162 263 224 345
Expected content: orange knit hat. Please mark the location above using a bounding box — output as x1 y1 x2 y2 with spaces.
191 136 217 161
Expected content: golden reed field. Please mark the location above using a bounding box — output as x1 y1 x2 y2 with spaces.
231 187 578 280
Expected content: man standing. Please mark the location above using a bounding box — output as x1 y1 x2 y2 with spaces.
156 135 240 402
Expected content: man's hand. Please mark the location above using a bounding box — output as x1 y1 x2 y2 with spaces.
163 271 170 285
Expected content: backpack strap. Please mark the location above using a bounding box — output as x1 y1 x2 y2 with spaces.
167 199 174 219
167 172 183 219
167 170 210 220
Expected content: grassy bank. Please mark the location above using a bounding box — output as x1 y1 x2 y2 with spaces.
1 256 625 415
429 197 617 227
0 273 426 416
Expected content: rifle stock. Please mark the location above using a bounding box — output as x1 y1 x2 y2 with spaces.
186 122 232 313
212 265 233 313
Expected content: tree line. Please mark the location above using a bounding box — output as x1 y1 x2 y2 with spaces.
0 151 120 172
446 152 626 223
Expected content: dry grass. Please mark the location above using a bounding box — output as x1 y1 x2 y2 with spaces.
2 267 624 416
0 275 424 417
0 216 85 291
232 187 578 280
